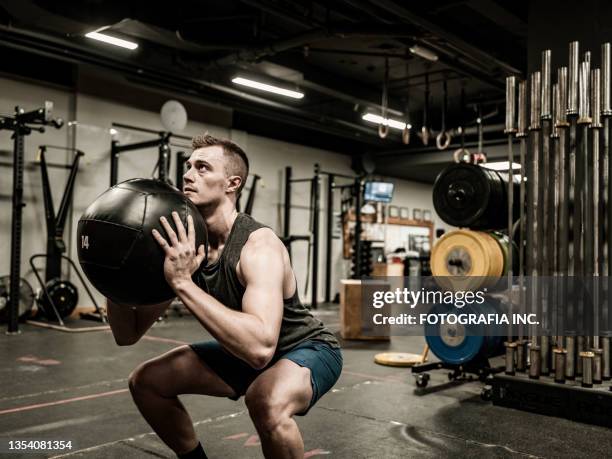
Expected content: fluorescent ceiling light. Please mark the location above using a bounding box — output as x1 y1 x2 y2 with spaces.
481 161 521 171
362 113 411 130
85 31 138 50
409 45 438 62
231 77 304 99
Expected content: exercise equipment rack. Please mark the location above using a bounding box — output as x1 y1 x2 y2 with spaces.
0 102 62 334
28 145 105 326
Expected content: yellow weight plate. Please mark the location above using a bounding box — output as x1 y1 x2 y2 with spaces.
489 231 511 275
479 231 504 278
374 352 427 367
431 229 504 291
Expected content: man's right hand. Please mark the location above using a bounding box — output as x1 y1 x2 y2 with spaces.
107 298 172 346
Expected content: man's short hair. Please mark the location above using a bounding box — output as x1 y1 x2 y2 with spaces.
191 134 249 194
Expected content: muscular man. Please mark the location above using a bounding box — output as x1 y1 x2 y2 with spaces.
107 134 342 459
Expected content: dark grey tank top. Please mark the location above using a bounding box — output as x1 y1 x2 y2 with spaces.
195 213 339 356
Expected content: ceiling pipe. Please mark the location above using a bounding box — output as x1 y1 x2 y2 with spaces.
303 47 407 59
202 24 419 69
337 0 512 89
371 0 521 76
240 0 323 30
280 76 405 117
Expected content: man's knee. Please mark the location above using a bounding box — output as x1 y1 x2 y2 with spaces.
128 361 158 396
129 355 178 399
128 346 198 397
245 389 290 436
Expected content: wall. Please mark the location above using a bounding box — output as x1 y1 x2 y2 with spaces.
1 75 441 311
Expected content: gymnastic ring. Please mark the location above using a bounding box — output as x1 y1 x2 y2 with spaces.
453 148 471 163
378 124 389 139
402 126 410 144
436 131 452 150
420 126 430 145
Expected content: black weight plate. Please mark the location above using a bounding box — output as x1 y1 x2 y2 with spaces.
0 276 35 323
433 163 492 228
433 163 520 230
39 279 79 320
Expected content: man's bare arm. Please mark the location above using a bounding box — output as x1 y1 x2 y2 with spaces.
173 229 285 368
107 299 172 346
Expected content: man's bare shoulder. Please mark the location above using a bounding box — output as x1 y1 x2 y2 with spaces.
242 227 285 255
237 228 286 284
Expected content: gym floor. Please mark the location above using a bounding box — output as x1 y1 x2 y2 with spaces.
1 306 611 459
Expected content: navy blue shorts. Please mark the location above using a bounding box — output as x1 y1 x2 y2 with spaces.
189 339 343 414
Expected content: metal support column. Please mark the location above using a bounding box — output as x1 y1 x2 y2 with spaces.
244 175 260 216
325 174 334 303
8 129 26 333
353 177 363 280
311 164 321 309
284 166 292 257
110 140 119 186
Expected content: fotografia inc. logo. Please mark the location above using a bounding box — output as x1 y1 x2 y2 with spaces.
371 288 487 309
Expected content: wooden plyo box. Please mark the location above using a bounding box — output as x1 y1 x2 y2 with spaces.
339 279 390 340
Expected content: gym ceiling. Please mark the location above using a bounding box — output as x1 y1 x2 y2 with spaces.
0 0 527 183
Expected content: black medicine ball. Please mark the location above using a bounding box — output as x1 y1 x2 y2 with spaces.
76 179 208 306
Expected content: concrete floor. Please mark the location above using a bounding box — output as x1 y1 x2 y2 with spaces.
1 305 611 458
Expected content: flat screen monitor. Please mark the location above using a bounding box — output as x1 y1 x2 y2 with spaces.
364 181 394 203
